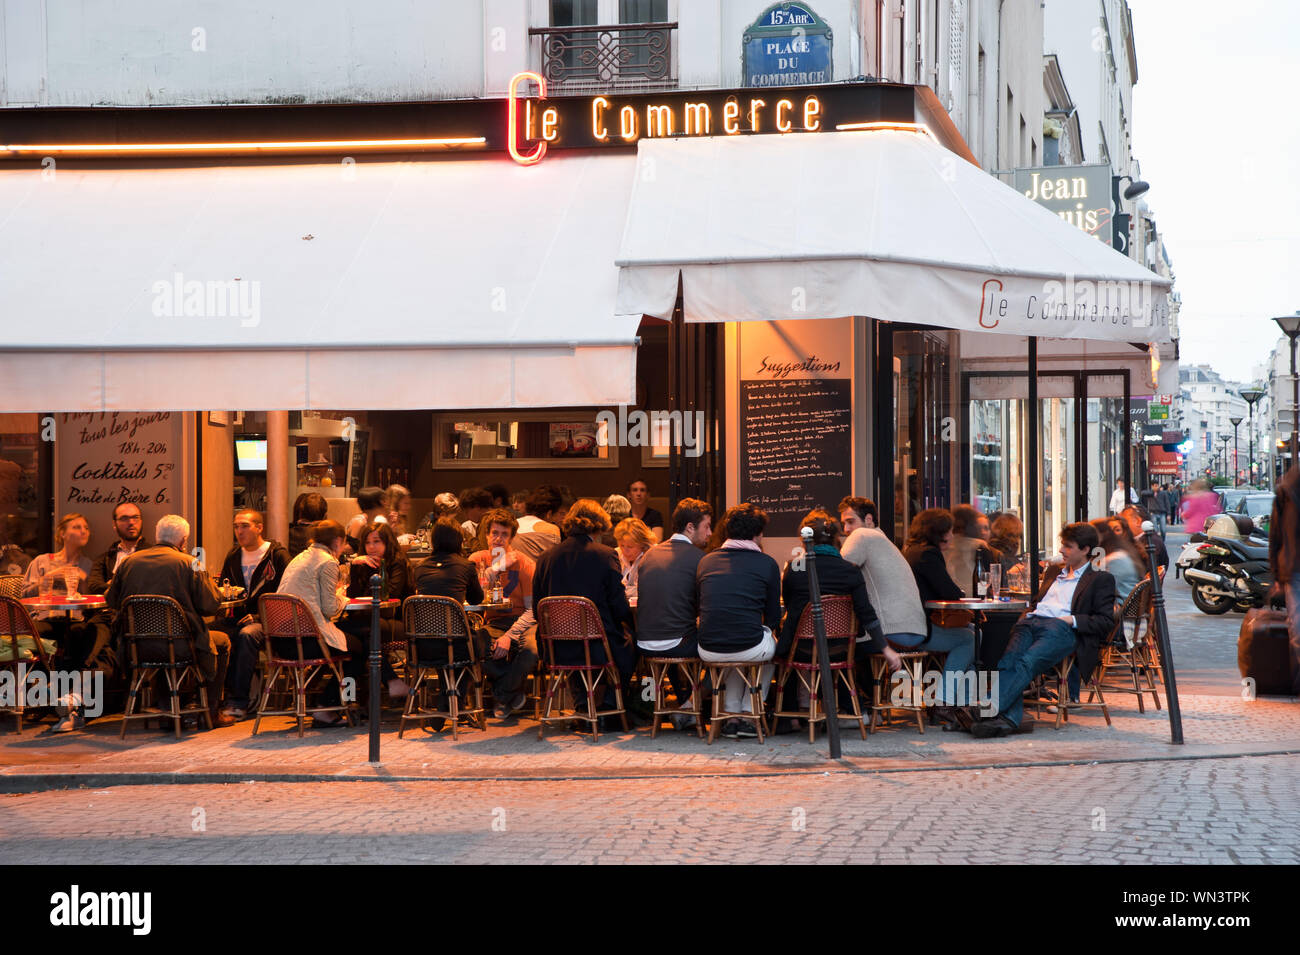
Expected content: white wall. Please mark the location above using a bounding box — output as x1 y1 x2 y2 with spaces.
1 0 869 105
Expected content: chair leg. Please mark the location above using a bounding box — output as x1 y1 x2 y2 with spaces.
197 675 212 731
612 665 628 732
446 668 460 741
252 664 280 736
293 668 306 738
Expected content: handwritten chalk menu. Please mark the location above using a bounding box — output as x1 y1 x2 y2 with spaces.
56 412 184 547
740 379 851 537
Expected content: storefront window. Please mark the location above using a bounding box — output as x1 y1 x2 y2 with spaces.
432 412 615 469
0 414 45 573
893 330 953 535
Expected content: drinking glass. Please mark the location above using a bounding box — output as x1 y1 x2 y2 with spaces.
987 564 1001 600
64 569 80 599
39 572 54 598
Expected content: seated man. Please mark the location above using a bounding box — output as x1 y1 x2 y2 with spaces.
83 501 149 684
214 509 290 721
696 503 782 739
635 498 712 728
837 496 878 533
104 515 234 728
971 522 1116 738
468 508 538 720
512 485 564 562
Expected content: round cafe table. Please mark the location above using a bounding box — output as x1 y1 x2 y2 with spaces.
20 595 107 612
923 598 1027 672
343 597 401 612
463 599 511 613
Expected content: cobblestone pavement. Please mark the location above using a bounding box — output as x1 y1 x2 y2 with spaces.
2 754 1297 864
0 553 1293 789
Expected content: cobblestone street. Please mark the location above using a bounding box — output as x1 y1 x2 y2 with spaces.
3 754 1297 864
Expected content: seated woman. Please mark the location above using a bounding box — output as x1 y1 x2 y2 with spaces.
288 492 328 558
989 513 1025 575
779 511 897 715
613 516 655 606
276 520 362 726
411 518 484 606
944 504 999 597
1090 517 1143 607
342 520 411 699
23 513 99 674
900 508 978 719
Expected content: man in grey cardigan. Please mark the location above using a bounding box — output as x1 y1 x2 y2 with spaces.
839 523 975 716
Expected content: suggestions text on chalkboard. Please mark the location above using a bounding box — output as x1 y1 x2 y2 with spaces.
739 378 852 537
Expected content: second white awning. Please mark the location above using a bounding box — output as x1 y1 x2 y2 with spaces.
615 129 1173 343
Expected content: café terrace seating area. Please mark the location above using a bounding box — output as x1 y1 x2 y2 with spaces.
0 569 1166 744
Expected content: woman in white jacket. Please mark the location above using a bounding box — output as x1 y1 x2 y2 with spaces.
277 519 359 725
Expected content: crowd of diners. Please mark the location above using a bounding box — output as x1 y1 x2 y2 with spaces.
10 478 1170 739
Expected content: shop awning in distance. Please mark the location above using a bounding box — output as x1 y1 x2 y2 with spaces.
615 128 1173 344
0 154 641 412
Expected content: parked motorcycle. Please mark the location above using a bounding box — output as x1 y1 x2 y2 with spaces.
1179 516 1272 615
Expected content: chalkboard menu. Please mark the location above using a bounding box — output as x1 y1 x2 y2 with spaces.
55 412 185 549
740 378 852 536
347 429 369 497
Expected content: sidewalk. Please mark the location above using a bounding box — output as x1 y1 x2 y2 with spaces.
2 690 1296 791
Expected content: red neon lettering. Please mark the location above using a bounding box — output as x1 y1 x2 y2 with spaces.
508 72 547 166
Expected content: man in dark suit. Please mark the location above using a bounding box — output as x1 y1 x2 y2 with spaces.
104 514 234 727
971 521 1116 738
532 499 636 709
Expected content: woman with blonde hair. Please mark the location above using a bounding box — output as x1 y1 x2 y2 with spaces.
613 516 656 605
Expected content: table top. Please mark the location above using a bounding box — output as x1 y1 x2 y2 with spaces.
217 599 245 610
464 600 512 612
343 597 401 611
924 598 1027 612
20 595 107 611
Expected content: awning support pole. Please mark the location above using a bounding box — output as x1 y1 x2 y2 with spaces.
1027 338 1039 598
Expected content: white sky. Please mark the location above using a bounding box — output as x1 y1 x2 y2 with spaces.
1129 0 1300 382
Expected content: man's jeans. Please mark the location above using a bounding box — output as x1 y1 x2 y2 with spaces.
480 624 540 700
994 616 1077 726
888 627 976 706
220 620 264 710
1283 574 1300 695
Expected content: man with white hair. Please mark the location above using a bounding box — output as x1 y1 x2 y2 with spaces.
105 514 234 728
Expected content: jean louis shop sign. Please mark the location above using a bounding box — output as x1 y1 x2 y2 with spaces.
743 3 833 88
1012 163 1114 247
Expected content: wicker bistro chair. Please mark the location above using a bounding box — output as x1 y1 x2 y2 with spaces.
119 595 212 739
645 654 704 739
0 575 25 600
703 660 767 743
1091 578 1161 713
254 593 354 738
867 642 931 734
535 596 628 742
400 595 485 739
771 595 869 742
0 595 53 733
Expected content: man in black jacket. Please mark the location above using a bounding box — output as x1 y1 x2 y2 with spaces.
214 509 290 719
636 499 711 728
697 503 781 737
972 522 1116 738
82 502 148 681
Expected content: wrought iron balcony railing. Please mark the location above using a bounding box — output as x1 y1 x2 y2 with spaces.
529 22 677 92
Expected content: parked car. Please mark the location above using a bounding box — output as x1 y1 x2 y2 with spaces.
1200 492 1274 539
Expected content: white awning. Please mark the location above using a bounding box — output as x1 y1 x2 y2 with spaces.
615 130 1173 343
0 154 640 412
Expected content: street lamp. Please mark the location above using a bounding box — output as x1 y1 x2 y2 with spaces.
1241 386 1265 487
1273 311 1300 473
1230 416 1243 485
1219 435 1231 483
1111 175 1151 254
